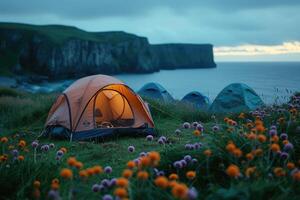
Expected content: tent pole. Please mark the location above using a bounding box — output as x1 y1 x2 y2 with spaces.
70 132 73 142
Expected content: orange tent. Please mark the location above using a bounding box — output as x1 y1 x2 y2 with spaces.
45 75 155 140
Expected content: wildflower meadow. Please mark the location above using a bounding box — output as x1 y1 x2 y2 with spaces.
1 88 300 200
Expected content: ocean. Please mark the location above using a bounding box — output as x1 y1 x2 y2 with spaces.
115 62 300 104
21 62 300 105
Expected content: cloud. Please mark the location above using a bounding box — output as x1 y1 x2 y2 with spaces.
214 41 300 56
0 0 300 56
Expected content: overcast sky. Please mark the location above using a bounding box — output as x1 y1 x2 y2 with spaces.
0 0 299 61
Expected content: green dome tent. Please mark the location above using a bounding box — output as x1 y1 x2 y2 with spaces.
181 91 210 109
210 83 265 113
138 82 174 102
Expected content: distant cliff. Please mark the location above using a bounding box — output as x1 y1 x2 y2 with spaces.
0 22 216 80
151 44 216 69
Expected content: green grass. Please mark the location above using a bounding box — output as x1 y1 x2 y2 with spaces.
0 88 300 200
0 22 142 45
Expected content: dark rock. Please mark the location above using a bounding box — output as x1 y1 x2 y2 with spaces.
0 22 216 80
151 43 216 69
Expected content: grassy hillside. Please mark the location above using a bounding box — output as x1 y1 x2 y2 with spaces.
0 88 300 199
0 22 142 45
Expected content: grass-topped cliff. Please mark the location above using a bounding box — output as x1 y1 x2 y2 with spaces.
0 22 216 79
0 87 300 199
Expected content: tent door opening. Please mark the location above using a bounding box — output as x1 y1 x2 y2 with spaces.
94 89 134 128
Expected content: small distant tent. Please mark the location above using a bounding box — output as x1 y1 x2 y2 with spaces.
44 75 155 140
181 91 210 109
138 82 174 102
209 83 264 113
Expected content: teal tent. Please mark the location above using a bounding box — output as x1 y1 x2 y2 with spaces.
210 83 264 113
181 91 210 109
138 82 174 102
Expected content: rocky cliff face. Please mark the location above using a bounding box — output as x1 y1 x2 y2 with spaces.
151 44 216 69
0 23 216 80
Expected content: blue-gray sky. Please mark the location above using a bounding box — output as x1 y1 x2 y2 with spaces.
0 0 300 61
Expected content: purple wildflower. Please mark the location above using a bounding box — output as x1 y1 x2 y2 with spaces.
173 161 182 169
192 122 199 128
128 145 135 153
146 135 154 141
280 152 289 160
187 187 198 200
284 143 294 152
158 138 165 144
192 158 198 164
139 152 147 157
269 129 277 137
183 122 191 129
212 125 219 132
11 149 19 157
31 141 39 148
196 124 204 132
101 179 110 187
280 133 288 140
48 190 60 200
104 166 112 174
102 194 113 200
180 159 187 167
175 129 181 135
184 155 192 163
92 184 101 192
185 144 192 150
56 150 64 157
109 178 117 187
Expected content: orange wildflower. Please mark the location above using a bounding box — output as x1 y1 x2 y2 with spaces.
226 164 240 178
18 140 26 148
18 155 25 161
245 167 256 177
169 173 179 180
51 182 60 190
79 170 88 178
293 171 300 181
248 133 256 140
186 171 196 180
33 180 41 189
127 160 136 169
204 149 212 157
254 148 263 156
114 188 128 198
0 137 8 143
226 143 236 153
273 167 285 177
193 130 201 136
60 147 67 153
154 176 169 189
246 153 254 161
282 140 289 145
116 177 129 188
67 157 77 167
122 169 133 179
287 162 295 170
233 148 243 157
86 168 95 176
140 156 151 167
271 135 279 143
270 143 280 153
92 165 103 174
60 168 73 179
137 171 149 180
171 183 188 199
257 134 266 143
148 151 161 166
75 162 83 169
